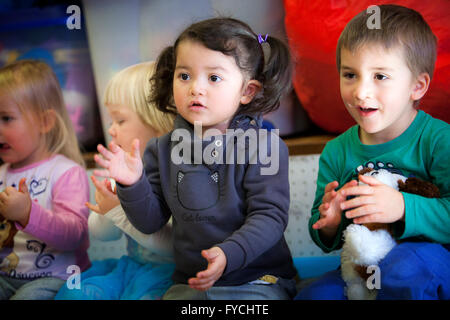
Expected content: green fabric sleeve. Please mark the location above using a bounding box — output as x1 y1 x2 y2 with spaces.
398 122 450 243
399 193 450 243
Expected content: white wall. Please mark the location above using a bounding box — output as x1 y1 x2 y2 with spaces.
82 0 141 142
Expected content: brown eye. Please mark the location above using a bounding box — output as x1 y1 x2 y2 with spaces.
1 116 13 122
210 75 222 82
343 72 355 79
375 74 388 80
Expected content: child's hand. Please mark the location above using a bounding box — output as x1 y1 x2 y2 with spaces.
188 247 227 291
85 176 120 215
0 178 31 227
312 180 358 231
93 139 143 186
340 174 405 224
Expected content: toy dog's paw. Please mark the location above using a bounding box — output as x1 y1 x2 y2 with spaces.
343 224 374 260
343 224 396 265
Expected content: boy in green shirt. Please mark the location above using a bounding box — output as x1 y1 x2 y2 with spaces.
296 4 449 300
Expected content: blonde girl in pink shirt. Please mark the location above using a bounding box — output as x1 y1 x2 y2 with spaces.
0 60 90 299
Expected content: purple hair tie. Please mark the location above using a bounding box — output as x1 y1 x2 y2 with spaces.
257 34 268 44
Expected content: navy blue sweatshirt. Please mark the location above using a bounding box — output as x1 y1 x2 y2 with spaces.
117 114 297 285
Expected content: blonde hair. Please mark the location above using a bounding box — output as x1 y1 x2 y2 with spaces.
104 61 174 134
0 60 85 166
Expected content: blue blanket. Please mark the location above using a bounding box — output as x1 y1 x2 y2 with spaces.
55 256 174 300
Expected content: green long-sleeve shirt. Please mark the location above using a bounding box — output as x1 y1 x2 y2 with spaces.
310 110 450 253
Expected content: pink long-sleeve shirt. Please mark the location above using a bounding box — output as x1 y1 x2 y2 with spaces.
0 155 90 280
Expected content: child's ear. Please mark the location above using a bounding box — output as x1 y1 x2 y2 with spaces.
40 109 56 134
240 80 262 105
411 72 430 101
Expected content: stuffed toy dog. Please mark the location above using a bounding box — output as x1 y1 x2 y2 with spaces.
341 168 440 300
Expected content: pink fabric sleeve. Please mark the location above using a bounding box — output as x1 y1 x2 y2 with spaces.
17 165 90 251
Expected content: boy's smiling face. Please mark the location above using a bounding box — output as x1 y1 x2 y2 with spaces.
339 44 429 145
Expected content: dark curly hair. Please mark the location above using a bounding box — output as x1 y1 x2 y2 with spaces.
150 17 292 117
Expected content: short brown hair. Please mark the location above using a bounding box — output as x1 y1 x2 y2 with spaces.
336 5 437 79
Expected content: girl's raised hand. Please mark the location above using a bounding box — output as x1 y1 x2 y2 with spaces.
93 139 143 186
85 176 120 215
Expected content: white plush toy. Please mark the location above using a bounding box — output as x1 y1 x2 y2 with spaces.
341 168 405 300
341 167 440 300
341 224 397 300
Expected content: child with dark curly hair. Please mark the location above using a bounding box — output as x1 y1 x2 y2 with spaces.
94 17 297 300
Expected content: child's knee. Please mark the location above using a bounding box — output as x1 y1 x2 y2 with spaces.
378 242 450 299
11 277 65 300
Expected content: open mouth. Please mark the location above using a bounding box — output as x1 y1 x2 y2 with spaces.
0 143 11 151
189 101 206 109
358 106 378 115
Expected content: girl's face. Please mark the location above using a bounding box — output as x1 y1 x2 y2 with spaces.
0 102 49 169
107 104 160 156
173 40 258 134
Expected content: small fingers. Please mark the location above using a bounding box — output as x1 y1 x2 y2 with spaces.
93 154 110 170
341 195 374 211
92 169 111 179
195 262 218 280
189 274 213 285
90 175 106 190
322 189 337 204
189 279 216 291
91 176 114 198
97 144 114 160
85 201 101 213
316 202 332 229
188 271 218 290
312 221 322 230
353 213 382 224
3 186 16 196
312 216 328 230
342 179 358 188
132 139 141 159
94 189 102 204
0 192 7 202
108 141 125 155
340 185 374 197
319 202 330 212
345 204 380 219
196 268 215 280
324 181 338 193
358 175 384 186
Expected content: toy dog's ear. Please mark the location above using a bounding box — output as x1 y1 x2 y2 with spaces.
398 177 440 198
358 167 374 178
